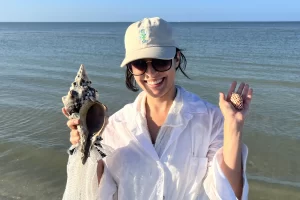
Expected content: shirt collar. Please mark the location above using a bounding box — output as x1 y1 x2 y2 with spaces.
132 85 208 127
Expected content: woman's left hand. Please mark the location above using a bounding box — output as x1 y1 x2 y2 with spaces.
219 81 253 132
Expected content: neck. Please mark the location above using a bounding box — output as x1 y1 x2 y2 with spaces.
145 86 177 113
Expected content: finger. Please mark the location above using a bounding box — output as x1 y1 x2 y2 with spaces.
62 107 70 118
70 135 80 145
226 81 237 101
70 129 80 137
220 93 237 117
67 119 80 129
219 92 232 109
219 92 226 104
242 84 249 100
70 130 80 144
245 88 253 105
236 82 245 95
242 88 253 113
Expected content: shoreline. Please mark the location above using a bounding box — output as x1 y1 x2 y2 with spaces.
249 179 300 200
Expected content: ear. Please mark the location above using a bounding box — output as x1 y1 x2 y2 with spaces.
175 51 180 68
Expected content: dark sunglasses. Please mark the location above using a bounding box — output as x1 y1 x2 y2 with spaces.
128 59 173 76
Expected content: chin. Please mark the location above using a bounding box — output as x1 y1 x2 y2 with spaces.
147 91 165 99
144 85 174 100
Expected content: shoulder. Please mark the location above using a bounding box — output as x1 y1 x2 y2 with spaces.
179 86 222 119
108 102 136 123
101 102 136 148
179 87 224 142
106 90 144 124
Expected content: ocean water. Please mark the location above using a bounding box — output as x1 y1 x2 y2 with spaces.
0 22 300 200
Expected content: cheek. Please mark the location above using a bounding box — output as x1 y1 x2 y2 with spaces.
167 68 176 82
133 76 144 87
134 76 142 82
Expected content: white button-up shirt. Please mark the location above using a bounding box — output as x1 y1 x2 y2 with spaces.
99 86 249 200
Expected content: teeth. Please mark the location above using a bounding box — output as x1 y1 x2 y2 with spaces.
147 78 163 85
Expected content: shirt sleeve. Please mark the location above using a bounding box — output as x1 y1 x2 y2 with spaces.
213 144 249 199
203 109 249 200
97 116 119 200
98 160 118 200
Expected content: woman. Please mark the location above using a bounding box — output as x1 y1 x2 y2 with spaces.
63 17 252 200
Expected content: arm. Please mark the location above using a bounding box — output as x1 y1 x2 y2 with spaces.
221 120 243 198
219 81 253 199
203 81 252 200
203 111 249 200
98 161 118 200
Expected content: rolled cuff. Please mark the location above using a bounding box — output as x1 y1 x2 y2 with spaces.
213 143 249 200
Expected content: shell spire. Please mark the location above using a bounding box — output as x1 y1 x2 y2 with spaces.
62 64 98 115
74 64 90 86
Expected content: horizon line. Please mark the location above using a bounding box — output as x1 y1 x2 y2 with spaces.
0 20 300 23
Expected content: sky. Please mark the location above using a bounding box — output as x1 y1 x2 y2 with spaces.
0 0 300 22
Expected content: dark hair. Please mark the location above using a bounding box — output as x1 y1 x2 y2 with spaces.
125 48 190 92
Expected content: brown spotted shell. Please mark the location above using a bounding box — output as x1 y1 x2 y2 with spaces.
230 93 243 110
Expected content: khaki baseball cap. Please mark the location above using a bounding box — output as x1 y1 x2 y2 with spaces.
120 17 177 67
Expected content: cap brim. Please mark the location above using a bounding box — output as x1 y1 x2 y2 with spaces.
120 46 176 67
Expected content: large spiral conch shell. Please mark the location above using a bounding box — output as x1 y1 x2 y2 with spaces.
62 64 108 164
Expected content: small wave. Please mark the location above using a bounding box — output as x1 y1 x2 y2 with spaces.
248 175 300 188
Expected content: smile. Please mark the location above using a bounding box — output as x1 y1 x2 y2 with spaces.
147 78 163 85
146 78 164 85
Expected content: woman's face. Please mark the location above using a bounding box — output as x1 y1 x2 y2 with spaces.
131 53 180 100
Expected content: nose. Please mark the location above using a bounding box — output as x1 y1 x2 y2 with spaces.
144 61 157 77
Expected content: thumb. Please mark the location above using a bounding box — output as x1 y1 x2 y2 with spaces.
219 92 226 104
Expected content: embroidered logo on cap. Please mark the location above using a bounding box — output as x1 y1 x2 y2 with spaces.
139 29 149 44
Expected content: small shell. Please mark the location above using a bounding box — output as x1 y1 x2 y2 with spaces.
230 93 243 110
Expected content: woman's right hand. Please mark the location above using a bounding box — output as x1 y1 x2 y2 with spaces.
62 107 81 145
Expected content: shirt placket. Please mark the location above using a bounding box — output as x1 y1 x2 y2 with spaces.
156 160 165 200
